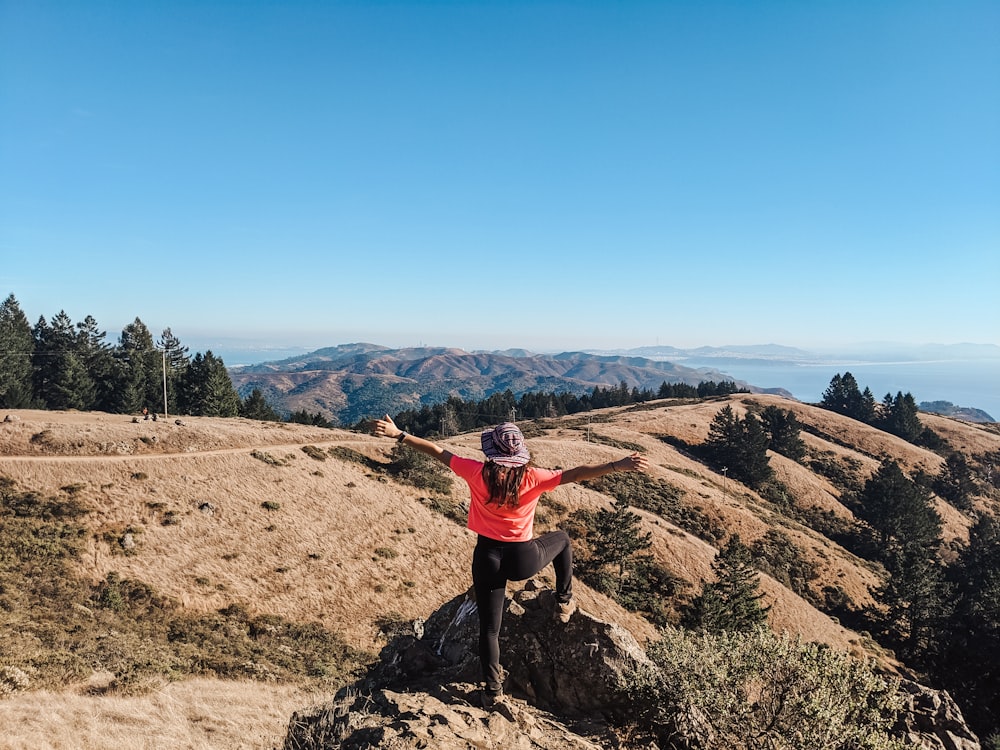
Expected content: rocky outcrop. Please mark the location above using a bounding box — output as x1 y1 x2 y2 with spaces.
283 580 648 749
897 679 981 750
282 580 981 749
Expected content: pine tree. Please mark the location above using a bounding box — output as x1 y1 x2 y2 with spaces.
180 351 240 417
861 460 949 663
76 315 116 411
32 311 95 410
157 327 190 415
878 391 923 442
934 453 977 510
0 294 34 407
704 405 772 489
590 497 653 577
240 388 281 421
114 318 158 414
686 534 770 633
760 405 807 461
942 514 1000 735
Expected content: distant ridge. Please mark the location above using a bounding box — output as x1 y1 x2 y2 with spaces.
229 344 787 424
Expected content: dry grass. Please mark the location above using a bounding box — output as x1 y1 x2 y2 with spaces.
1 398 997 748
0 678 323 750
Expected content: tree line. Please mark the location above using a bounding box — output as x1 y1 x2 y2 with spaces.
385 379 746 437
0 293 263 419
819 371 939 445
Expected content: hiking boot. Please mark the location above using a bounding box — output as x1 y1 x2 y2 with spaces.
556 598 577 623
481 689 516 720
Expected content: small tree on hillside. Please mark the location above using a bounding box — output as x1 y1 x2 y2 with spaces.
240 388 282 422
934 453 977 510
589 497 652 578
685 534 769 633
878 391 923 442
703 405 772 488
760 405 807 461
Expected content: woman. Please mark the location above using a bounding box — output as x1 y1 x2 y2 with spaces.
373 414 648 707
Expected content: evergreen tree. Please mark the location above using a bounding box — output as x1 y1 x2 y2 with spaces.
704 405 772 488
179 351 240 417
32 311 95 410
878 391 923 442
686 534 770 633
76 315 117 411
934 453 977 510
942 514 1000 736
0 293 35 407
859 386 877 423
859 460 942 551
157 327 190 415
240 388 281 421
760 405 807 460
589 497 653 577
860 461 949 663
114 318 158 413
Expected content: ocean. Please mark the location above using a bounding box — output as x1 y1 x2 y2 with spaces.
680 358 1000 422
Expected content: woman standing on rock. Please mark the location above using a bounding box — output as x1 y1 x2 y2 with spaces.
373 415 648 707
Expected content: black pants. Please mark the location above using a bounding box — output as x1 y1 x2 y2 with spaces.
472 531 573 693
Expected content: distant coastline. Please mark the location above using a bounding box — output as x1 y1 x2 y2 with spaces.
218 342 1000 424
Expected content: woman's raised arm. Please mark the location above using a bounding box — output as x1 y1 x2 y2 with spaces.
373 414 454 466
559 452 648 485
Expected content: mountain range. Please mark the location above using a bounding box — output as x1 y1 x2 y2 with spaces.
228 343 789 424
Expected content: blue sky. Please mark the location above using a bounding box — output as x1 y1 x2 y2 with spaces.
2 0 998 354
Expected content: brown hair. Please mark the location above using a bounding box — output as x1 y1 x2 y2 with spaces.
481 460 528 509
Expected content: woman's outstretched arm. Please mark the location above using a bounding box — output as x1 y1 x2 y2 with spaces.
559 452 648 485
373 414 454 466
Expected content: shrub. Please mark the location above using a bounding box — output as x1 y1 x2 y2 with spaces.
251 450 286 466
585 471 723 543
385 444 452 494
301 445 326 461
626 626 908 750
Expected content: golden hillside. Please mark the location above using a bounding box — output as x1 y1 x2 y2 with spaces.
1 396 997 749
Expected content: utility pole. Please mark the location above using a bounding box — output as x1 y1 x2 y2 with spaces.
721 467 729 498
161 348 169 419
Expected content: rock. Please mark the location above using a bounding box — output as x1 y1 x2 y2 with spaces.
119 532 136 552
282 580 980 750
198 502 216 516
897 679 981 750
284 580 650 749
3 414 20 423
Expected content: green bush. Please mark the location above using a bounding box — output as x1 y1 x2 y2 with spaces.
385 444 452 495
625 626 908 750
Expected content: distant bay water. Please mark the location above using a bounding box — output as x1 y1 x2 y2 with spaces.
218 342 999 424
682 357 1000 422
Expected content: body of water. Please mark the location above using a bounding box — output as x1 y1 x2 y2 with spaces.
682 358 1000 422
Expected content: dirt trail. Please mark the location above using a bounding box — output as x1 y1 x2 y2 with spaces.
0 438 373 463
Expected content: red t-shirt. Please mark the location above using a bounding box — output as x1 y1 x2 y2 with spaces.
449 455 563 542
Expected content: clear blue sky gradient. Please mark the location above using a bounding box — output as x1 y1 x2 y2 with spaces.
2 1 998 353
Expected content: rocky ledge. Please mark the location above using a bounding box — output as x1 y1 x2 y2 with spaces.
282 580 980 749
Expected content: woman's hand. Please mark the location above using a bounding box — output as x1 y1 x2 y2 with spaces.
373 414 403 440
615 453 648 473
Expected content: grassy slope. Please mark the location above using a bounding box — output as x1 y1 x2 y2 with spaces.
1 398 997 749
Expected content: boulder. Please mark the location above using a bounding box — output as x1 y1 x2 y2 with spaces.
282 580 981 750
897 679 981 750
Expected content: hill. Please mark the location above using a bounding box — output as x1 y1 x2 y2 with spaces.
227 344 787 424
1 397 998 748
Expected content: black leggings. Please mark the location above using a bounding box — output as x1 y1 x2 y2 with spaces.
472 531 573 693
